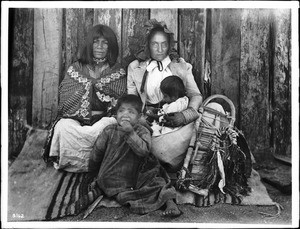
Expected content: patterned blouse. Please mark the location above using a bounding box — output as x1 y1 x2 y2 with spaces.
57 61 126 124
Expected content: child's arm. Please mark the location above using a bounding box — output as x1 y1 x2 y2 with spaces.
121 122 151 157
88 128 109 174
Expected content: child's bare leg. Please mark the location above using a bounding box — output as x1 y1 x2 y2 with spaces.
162 199 182 217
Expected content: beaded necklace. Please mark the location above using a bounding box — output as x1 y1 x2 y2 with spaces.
93 57 107 65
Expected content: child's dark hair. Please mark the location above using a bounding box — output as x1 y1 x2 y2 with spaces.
116 94 143 113
160 75 186 99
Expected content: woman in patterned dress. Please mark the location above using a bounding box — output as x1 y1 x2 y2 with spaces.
42 24 127 173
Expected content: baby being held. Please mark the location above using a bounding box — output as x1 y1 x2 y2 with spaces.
149 75 189 136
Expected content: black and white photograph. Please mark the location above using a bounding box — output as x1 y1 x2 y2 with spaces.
1 1 299 228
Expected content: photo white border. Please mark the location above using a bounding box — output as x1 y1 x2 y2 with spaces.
1 1 299 228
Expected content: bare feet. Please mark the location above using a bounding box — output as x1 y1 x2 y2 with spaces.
162 199 182 217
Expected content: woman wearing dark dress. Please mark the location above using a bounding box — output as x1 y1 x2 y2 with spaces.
42 24 127 173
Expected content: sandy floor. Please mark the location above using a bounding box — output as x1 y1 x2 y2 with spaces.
5 129 295 227
54 155 294 226
55 181 292 226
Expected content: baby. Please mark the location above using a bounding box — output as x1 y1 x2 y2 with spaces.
149 75 189 136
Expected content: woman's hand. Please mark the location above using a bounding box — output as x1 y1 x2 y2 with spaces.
164 112 185 127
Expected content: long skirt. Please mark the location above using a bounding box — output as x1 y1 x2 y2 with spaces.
49 117 117 173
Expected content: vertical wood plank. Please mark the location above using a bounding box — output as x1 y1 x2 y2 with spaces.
32 9 62 128
240 9 271 154
122 9 149 68
65 9 84 70
94 9 122 63
210 9 242 124
64 8 94 74
150 9 178 49
9 8 34 160
272 9 291 157
178 9 206 94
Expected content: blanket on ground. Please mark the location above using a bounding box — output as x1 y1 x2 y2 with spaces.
7 129 277 221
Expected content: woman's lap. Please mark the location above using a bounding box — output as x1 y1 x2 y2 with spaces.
151 122 194 170
150 102 226 170
49 117 117 172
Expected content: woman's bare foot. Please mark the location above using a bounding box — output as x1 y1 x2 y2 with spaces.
162 199 182 217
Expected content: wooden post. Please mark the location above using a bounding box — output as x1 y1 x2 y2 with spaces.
150 9 178 49
210 9 242 125
32 9 63 128
64 8 94 77
94 9 122 63
272 9 291 157
178 8 206 94
9 8 34 159
121 9 149 68
240 9 272 155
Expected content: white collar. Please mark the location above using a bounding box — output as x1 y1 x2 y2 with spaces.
146 56 171 72
161 56 171 69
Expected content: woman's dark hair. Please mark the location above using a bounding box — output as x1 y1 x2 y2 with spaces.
160 75 186 99
116 94 143 113
79 24 119 67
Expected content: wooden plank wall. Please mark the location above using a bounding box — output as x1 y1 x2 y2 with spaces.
210 9 242 125
64 9 94 80
272 9 291 157
8 8 34 161
32 9 62 128
179 9 206 92
239 9 272 153
122 9 150 67
8 8 292 160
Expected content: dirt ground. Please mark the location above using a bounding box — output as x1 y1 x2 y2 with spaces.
55 157 294 227
55 182 292 226
5 130 296 227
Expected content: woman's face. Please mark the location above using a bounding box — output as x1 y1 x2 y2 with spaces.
93 36 108 59
149 31 169 61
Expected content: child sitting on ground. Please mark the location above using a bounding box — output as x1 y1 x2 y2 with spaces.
67 94 181 217
147 75 189 136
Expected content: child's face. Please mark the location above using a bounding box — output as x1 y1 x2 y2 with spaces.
116 103 141 127
162 92 177 104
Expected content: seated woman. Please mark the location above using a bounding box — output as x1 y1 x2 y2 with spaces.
127 19 203 170
42 24 127 173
